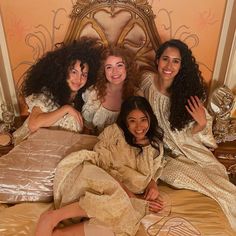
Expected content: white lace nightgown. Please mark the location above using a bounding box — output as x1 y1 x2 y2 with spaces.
82 88 119 134
141 72 236 231
13 91 82 144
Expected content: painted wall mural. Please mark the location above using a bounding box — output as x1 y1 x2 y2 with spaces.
0 0 227 114
13 8 68 78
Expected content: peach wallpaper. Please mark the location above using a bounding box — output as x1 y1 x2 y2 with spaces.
0 0 227 114
151 0 226 85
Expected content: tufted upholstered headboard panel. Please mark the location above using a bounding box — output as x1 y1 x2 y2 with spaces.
63 0 161 71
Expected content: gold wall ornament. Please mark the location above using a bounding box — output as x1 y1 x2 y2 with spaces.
64 0 161 71
208 85 235 118
0 133 12 147
0 103 14 146
208 85 236 143
0 103 15 132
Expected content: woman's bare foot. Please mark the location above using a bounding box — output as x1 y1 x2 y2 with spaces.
35 202 88 236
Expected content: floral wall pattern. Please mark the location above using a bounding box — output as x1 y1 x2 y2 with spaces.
0 0 227 114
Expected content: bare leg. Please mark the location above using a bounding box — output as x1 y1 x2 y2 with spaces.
53 221 115 236
53 222 85 236
35 202 88 236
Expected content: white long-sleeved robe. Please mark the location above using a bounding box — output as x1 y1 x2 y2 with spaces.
141 71 236 231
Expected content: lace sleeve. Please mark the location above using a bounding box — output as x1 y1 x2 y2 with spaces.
82 88 100 129
141 71 154 97
177 108 217 149
191 109 217 148
25 92 58 113
94 124 117 152
92 125 119 170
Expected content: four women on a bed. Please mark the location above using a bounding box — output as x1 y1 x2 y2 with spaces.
12 37 236 233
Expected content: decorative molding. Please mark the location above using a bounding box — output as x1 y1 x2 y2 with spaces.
224 28 236 90
0 7 69 115
64 0 161 70
210 0 235 93
13 8 67 88
156 8 199 47
0 11 20 116
71 0 155 18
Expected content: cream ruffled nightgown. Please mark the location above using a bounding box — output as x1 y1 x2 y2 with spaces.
13 90 82 144
53 123 164 236
82 88 119 134
141 71 236 231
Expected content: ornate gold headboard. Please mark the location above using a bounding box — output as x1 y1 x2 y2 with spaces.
64 0 161 71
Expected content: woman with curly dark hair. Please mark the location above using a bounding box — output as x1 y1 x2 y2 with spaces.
13 37 103 144
82 45 142 135
141 39 236 231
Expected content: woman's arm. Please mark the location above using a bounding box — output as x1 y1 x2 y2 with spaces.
28 105 83 132
115 178 136 198
81 88 99 131
118 178 163 213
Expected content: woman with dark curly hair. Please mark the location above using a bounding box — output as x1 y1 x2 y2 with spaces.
141 39 236 231
82 45 142 135
13 37 103 144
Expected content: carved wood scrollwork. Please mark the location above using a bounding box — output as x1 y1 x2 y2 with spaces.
64 0 161 70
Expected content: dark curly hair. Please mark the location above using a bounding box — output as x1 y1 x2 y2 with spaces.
117 96 163 154
20 37 104 111
94 45 141 102
155 39 206 131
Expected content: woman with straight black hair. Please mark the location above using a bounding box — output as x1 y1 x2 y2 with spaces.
35 96 165 236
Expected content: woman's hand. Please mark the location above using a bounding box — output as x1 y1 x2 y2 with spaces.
115 178 136 198
144 179 159 201
148 198 164 213
65 105 83 127
118 179 164 212
144 180 164 212
185 96 207 134
28 105 83 132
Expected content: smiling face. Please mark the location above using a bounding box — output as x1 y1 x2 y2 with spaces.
126 109 150 143
156 46 181 84
104 56 127 85
67 60 89 93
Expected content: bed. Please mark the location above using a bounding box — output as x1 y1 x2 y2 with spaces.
0 1 235 235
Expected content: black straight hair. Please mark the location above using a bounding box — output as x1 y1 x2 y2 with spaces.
116 96 163 153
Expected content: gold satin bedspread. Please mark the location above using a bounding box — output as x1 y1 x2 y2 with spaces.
0 182 234 236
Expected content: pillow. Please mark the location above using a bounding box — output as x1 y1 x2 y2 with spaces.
0 128 98 203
